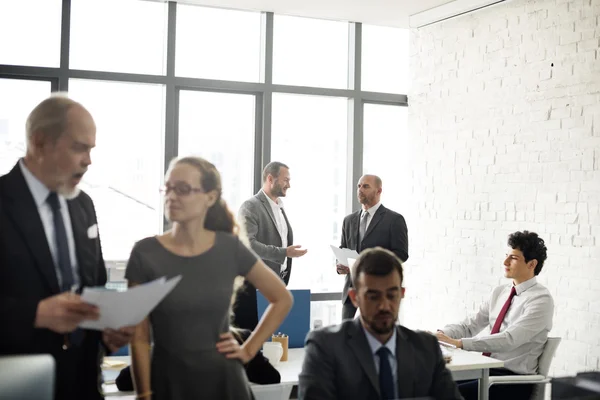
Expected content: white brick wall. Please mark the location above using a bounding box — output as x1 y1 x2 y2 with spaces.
405 0 600 379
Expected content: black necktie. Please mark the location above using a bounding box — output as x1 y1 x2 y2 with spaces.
377 347 395 400
46 192 74 291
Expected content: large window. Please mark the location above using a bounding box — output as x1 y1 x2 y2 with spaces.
363 104 409 214
271 93 348 292
0 0 62 67
70 0 167 74
1 0 409 307
176 5 261 82
273 15 349 89
178 91 255 213
68 79 165 261
0 79 51 174
362 25 410 94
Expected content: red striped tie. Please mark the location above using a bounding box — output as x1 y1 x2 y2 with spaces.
483 286 517 357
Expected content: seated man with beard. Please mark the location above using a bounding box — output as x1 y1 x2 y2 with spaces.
298 248 461 400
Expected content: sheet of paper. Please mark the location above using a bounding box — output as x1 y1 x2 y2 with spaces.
79 275 182 330
329 245 359 267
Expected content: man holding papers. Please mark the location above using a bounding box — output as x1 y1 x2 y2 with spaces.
436 231 554 400
0 94 134 400
337 175 409 319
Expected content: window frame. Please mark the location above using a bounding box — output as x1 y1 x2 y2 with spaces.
0 0 408 301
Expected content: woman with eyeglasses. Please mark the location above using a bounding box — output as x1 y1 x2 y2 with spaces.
125 156 293 400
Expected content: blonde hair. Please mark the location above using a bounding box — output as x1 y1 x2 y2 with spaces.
26 93 81 147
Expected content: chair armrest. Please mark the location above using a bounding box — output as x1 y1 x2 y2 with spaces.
489 375 549 387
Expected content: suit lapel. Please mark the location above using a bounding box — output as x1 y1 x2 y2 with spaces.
395 326 417 398
67 199 95 288
256 191 279 233
347 319 380 396
3 164 60 294
363 206 386 241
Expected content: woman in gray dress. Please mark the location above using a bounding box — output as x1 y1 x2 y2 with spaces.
126 156 293 400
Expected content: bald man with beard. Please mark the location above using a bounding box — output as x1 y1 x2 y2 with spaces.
336 175 409 320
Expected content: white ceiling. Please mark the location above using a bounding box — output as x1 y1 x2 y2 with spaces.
175 0 456 28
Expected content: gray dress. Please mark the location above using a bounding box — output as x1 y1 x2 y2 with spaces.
125 232 258 400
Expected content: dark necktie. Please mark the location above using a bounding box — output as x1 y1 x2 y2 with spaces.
46 192 74 292
483 286 517 357
377 347 395 400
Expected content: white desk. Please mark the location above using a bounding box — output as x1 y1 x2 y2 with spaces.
103 348 503 400
445 348 504 400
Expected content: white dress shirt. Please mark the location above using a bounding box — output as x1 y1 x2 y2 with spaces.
361 202 382 233
362 324 398 399
19 160 80 288
262 190 288 272
442 277 554 374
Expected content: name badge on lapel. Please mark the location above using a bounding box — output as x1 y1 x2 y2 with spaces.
87 224 98 239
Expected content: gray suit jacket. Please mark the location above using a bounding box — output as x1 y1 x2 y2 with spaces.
298 319 462 400
340 205 408 303
238 191 293 285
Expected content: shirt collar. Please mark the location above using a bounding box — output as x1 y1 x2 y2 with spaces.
361 322 397 358
19 159 51 208
362 201 382 217
262 189 283 209
514 276 537 295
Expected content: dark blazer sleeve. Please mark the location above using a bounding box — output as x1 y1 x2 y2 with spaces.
298 330 338 400
426 335 463 400
390 213 409 262
0 196 40 350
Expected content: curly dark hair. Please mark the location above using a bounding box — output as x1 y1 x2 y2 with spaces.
508 231 548 276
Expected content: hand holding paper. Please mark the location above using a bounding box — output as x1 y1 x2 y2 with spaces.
79 275 182 330
330 245 359 267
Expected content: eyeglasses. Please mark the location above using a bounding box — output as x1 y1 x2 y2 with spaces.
159 183 204 196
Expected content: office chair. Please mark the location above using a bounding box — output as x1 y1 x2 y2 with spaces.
488 337 562 400
0 354 55 400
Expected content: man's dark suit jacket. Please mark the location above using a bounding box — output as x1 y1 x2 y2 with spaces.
0 163 108 400
298 319 462 400
234 191 293 330
340 205 409 303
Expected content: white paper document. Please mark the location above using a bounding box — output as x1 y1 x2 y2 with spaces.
330 245 359 267
79 275 182 330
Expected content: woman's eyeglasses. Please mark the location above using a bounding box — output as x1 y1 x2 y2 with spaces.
159 184 204 196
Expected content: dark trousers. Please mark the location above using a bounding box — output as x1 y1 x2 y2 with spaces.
342 300 357 320
458 368 534 400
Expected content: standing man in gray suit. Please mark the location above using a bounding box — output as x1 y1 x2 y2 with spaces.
234 161 307 330
338 175 409 320
299 248 461 400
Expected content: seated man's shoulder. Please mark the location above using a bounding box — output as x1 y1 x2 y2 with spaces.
400 326 438 349
306 321 353 347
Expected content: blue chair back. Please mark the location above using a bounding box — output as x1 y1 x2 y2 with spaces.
257 289 310 348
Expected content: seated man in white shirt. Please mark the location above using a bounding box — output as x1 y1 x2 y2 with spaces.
436 230 554 400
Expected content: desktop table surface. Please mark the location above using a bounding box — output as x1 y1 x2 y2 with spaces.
103 347 503 390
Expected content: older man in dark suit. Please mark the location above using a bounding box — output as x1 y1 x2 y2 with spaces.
299 248 461 400
234 161 307 330
338 174 409 319
0 94 134 400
